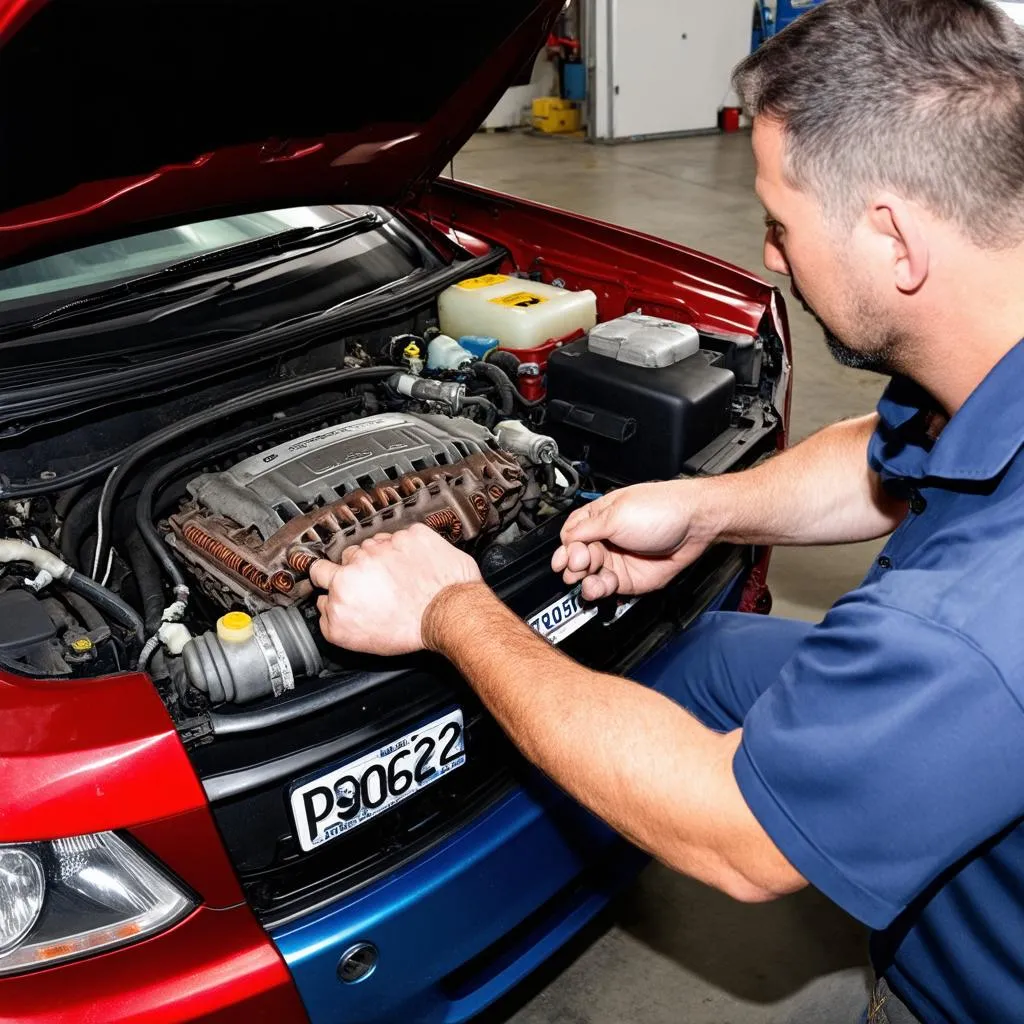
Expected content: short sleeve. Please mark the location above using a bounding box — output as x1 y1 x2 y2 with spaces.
734 596 1024 930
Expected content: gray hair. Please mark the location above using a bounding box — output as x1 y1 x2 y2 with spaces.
733 0 1024 248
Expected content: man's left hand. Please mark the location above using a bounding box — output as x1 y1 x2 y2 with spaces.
309 524 482 655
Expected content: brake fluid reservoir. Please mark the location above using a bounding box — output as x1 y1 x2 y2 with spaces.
438 274 597 351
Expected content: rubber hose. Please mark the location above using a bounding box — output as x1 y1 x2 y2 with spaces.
62 591 108 633
209 671 407 736
89 365 397 579
124 530 167 634
553 455 581 497
0 537 141 643
55 483 91 520
462 396 498 429
485 349 521 380
471 362 515 417
0 539 68 579
481 351 545 409
511 389 545 410
137 478 188 593
137 635 162 672
63 571 145 644
59 488 101 571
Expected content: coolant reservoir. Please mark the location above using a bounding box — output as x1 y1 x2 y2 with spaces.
438 274 598 350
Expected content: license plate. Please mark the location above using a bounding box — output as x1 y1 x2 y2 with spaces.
289 709 466 852
528 589 638 643
528 586 638 645
528 586 598 644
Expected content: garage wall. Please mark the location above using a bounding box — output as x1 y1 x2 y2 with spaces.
589 0 613 140
591 0 751 141
482 49 560 130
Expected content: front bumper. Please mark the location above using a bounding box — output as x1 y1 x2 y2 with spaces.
0 904 306 1024
272 776 645 1024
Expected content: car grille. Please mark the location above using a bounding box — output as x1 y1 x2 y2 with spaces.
194 664 516 929
236 710 514 926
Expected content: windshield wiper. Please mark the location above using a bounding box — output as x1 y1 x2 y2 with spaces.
0 211 381 339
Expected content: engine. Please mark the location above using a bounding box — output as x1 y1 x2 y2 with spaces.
167 413 529 610
0 344 578 711
0 296 781 721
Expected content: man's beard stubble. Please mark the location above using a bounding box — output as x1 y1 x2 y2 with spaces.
790 276 901 376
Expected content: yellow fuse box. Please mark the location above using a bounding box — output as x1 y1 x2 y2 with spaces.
532 97 581 134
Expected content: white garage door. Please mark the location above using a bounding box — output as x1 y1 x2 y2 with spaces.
996 1 1024 25
609 0 751 139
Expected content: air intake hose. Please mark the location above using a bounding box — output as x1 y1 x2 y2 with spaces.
182 607 322 704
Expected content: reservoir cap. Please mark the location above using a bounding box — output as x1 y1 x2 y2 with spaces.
217 612 254 645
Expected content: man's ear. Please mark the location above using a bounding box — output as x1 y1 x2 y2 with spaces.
866 192 929 295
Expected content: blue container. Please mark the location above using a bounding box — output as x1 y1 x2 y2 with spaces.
776 0 826 31
459 335 501 360
753 0 827 49
562 62 587 103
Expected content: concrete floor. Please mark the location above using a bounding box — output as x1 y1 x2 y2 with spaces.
455 130 887 1023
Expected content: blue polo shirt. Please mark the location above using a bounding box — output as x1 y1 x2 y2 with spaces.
734 340 1024 1024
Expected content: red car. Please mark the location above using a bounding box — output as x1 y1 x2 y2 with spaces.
0 1 791 1021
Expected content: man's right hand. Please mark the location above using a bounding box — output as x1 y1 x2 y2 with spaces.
551 481 714 601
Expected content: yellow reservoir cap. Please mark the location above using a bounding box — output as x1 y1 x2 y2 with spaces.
217 612 254 645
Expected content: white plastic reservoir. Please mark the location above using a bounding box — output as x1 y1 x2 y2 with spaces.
438 274 598 351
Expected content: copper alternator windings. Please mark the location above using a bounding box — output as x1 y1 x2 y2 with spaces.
167 450 525 608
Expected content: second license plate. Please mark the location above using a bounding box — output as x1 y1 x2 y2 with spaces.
528 586 638 645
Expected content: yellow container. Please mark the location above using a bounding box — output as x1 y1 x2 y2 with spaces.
532 97 581 134
533 97 573 118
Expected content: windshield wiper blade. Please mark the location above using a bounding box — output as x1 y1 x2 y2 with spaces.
1 211 381 338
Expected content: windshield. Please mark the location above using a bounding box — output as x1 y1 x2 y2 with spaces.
0 206 355 306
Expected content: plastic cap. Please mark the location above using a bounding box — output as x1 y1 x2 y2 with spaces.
217 612 254 645
403 342 421 358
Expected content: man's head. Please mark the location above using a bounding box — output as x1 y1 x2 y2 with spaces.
734 0 1024 375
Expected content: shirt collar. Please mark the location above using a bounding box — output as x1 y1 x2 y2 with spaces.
875 339 1024 484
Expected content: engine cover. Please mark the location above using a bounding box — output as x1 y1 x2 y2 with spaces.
167 413 526 608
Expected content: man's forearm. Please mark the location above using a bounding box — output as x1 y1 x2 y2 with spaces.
689 414 905 548
425 582 805 902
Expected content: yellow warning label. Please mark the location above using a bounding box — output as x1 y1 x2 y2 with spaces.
456 274 509 290
490 291 548 309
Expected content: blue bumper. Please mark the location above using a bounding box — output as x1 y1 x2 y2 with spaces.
271 575 746 1024
273 780 642 1023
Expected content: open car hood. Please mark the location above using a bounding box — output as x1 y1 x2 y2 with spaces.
0 0 562 267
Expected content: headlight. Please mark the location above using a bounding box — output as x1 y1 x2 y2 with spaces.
0 848 45 955
0 832 194 976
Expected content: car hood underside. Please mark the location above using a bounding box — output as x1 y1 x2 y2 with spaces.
0 0 561 267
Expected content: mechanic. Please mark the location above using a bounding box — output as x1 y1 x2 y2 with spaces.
312 2 1024 1021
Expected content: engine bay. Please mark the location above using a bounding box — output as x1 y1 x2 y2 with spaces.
0 270 784 745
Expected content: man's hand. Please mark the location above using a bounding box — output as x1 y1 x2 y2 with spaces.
552 481 714 600
310 525 482 655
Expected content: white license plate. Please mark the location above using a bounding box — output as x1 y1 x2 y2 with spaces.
527 587 638 645
289 709 466 852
